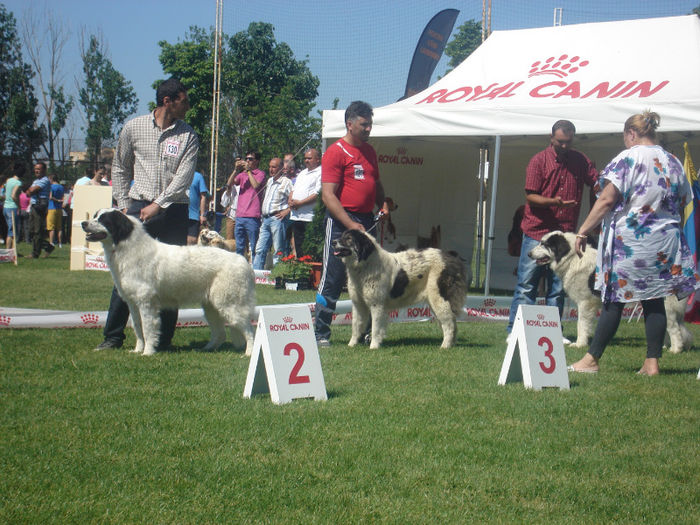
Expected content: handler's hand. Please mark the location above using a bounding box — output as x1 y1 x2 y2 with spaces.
346 221 365 232
553 197 577 208
575 235 587 258
140 202 161 222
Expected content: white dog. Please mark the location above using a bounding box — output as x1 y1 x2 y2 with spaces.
332 229 469 349
529 231 692 353
82 209 255 356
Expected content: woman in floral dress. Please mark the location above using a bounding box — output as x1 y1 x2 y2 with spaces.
569 111 699 375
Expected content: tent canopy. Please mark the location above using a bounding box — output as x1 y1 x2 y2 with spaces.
323 15 700 139
321 15 700 293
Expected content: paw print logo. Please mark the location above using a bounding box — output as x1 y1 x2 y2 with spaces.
397 147 407 155
537 314 545 320
0 315 11 327
484 298 496 307
80 313 99 325
283 316 293 323
529 55 589 78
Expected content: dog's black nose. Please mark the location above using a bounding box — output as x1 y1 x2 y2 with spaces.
81 221 88 229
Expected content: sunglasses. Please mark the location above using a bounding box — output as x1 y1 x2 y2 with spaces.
245 157 255 161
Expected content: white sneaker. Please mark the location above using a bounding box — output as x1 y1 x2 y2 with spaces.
506 332 516 345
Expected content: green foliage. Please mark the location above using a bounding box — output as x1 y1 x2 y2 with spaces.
155 22 321 188
79 35 138 167
0 5 45 167
444 19 483 74
300 192 326 262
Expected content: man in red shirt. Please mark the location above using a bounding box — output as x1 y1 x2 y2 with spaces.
314 101 386 346
507 120 598 336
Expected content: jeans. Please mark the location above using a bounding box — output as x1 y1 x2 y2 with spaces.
102 202 188 347
507 233 565 332
3 207 18 237
253 215 289 270
314 211 375 341
235 217 261 257
29 203 53 257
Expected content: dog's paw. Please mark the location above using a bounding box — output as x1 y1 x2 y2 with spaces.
202 341 221 352
667 346 683 354
142 347 157 356
569 342 588 348
348 339 358 347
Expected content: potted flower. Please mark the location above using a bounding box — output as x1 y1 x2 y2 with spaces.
270 254 314 290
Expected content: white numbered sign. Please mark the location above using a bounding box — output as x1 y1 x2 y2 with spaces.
243 305 327 404
498 305 570 390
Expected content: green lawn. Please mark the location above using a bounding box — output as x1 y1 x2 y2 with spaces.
1 242 699 523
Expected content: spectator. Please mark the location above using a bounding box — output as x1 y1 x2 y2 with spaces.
47 173 64 248
95 77 198 351
187 170 209 245
282 153 299 183
232 151 265 259
289 148 322 257
221 160 240 241
314 101 386 347
253 157 292 269
25 162 55 258
506 120 597 340
19 186 31 243
3 163 23 249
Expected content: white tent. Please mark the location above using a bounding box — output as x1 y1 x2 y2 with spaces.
322 15 700 293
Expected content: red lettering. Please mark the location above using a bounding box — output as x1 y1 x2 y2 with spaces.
620 80 669 98
416 89 447 104
581 81 627 98
438 87 473 103
471 82 519 101
553 81 581 98
530 81 566 98
466 83 497 101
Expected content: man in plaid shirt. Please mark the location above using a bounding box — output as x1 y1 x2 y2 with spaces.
507 120 598 337
96 78 199 351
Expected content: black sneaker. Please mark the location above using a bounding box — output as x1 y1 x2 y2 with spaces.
94 340 123 351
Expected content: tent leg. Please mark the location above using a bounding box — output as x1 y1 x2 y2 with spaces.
484 135 502 296
475 148 486 288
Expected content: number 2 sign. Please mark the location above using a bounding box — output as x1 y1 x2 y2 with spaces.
498 305 570 390
244 305 327 404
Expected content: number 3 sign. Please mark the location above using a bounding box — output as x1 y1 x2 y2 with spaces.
244 305 327 404
498 305 570 390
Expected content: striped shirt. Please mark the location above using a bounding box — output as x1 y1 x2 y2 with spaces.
112 111 199 210
261 175 293 216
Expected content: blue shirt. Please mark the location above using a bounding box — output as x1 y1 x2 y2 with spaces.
49 183 65 210
188 171 209 220
30 176 51 204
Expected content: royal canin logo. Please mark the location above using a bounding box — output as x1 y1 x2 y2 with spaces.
416 53 669 104
81 313 99 325
529 55 589 78
378 147 424 167
483 298 496 307
537 314 545 320
283 316 293 323
0 315 10 326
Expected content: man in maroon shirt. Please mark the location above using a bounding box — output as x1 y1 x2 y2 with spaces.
507 120 598 335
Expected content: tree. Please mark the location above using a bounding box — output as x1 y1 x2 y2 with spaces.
0 4 45 169
20 7 74 167
155 22 321 187
443 19 483 75
78 33 138 166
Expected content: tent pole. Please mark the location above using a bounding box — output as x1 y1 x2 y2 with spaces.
484 135 501 296
475 147 486 287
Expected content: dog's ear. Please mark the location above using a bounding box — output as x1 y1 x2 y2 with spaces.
99 210 134 245
353 230 376 262
546 233 571 262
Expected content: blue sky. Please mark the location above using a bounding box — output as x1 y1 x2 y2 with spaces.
3 0 698 140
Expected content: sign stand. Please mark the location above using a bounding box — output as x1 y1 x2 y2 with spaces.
498 305 570 390
244 305 327 404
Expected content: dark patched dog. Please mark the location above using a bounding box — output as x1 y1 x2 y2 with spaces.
529 231 692 352
82 209 256 356
333 229 469 349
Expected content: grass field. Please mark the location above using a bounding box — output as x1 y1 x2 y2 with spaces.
1 243 699 523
